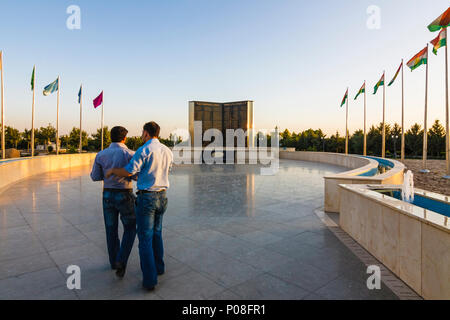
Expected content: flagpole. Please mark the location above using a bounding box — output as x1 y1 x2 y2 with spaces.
401 59 405 162
345 88 349 154
382 71 386 158
1 51 5 160
56 76 60 156
101 93 104 151
421 44 430 173
364 81 367 156
79 85 82 153
444 27 450 178
31 66 36 158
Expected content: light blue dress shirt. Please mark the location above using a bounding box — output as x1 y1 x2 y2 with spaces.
124 139 173 191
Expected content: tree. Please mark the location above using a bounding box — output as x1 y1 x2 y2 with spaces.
36 124 56 146
5 126 20 149
300 129 321 151
67 127 88 151
405 123 423 157
89 127 111 151
60 135 69 149
367 125 381 156
280 129 292 148
125 136 144 151
428 119 445 158
349 129 364 155
386 123 401 157
159 133 182 148
327 131 345 153
21 129 32 150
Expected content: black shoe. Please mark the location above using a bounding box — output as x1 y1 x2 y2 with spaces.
115 263 126 278
143 285 155 292
157 271 165 276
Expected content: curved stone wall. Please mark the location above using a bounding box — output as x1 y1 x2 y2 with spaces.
279 151 406 213
0 154 96 193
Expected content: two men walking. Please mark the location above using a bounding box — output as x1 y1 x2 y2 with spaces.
90 121 173 290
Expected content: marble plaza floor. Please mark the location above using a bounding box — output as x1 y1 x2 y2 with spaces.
0 159 399 300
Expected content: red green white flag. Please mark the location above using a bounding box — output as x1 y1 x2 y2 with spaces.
354 83 365 100
388 62 402 87
427 7 450 32
373 73 384 95
340 89 348 107
407 47 428 71
430 28 447 55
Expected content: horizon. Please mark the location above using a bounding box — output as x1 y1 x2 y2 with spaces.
0 1 449 138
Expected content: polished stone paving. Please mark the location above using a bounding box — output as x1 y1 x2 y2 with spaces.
0 160 398 300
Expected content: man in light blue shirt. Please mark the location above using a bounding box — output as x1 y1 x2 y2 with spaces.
90 126 137 278
106 121 173 291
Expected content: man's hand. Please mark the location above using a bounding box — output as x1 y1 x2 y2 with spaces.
105 169 114 179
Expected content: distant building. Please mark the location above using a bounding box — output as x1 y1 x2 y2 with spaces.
188 100 254 148
36 143 56 151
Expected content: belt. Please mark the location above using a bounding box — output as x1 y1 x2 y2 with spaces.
137 189 166 194
103 188 133 193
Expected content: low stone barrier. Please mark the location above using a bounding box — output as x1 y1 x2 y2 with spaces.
339 184 450 299
0 153 96 193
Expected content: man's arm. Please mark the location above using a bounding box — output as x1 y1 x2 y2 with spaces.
90 156 104 181
126 151 138 181
105 167 132 179
106 149 144 179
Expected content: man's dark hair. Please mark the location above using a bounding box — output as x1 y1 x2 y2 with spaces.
143 121 160 137
110 126 128 142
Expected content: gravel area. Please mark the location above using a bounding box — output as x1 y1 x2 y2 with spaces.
400 159 450 196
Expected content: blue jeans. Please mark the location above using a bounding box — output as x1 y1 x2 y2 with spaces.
136 191 168 288
102 190 137 269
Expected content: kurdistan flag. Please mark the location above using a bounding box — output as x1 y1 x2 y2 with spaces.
430 28 447 55
388 62 402 86
354 83 365 100
373 73 384 95
340 89 348 107
407 47 428 71
428 7 450 32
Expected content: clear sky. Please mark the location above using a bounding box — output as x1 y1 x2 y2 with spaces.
0 0 449 138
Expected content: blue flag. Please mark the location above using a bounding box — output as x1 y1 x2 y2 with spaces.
43 78 59 96
78 85 82 103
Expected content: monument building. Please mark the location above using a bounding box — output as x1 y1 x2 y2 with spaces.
188 100 254 149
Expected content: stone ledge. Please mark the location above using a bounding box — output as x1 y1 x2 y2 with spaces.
0 153 97 194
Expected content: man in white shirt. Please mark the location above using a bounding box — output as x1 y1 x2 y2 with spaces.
106 121 173 291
